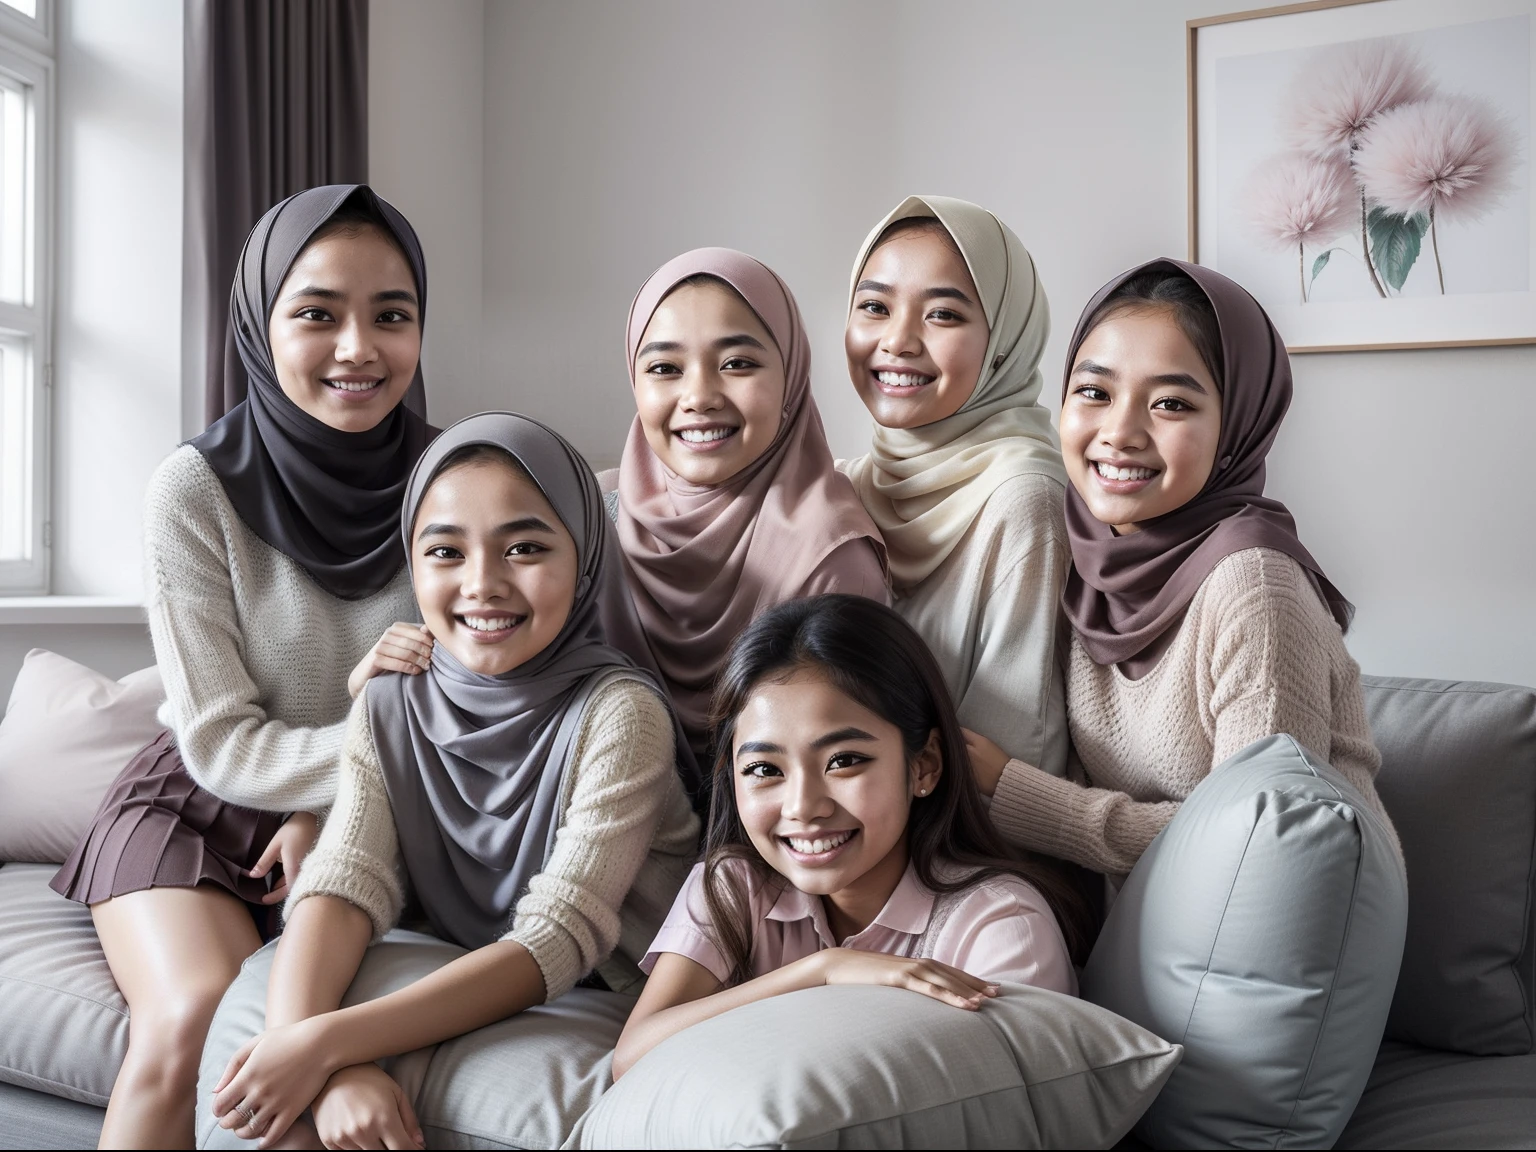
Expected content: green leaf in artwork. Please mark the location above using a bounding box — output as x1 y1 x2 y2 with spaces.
1366 207 1428 293
1310 249 1337 286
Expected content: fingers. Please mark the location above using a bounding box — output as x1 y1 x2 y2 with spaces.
248 836 282 880
212 1040 254 1099
370 654 429 679
393 1081 425 1148
261 877 291 905
902 960 1000 1009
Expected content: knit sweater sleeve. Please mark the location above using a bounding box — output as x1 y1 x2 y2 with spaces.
283 688 405 937
143 451 348 811
989 754 1180 876
506 676 677 1002
960 478 1070 779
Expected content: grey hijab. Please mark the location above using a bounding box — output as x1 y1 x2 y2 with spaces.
367 412 689 950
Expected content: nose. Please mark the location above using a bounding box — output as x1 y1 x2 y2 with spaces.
877 302 923 359
780 764 835 824
1098 396 1149 452
333 313 376 367
459 547 511 603
678 363 726 414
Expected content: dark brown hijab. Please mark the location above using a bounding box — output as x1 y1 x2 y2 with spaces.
189 185 433 600
1060 258 1351 670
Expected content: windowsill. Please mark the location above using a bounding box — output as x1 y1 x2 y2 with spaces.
0 596 145 624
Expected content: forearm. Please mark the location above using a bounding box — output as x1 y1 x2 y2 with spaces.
267 895 372 1027
315 941 546 1071
614 954 825 1080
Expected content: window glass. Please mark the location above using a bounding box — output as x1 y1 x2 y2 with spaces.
0 331 31 561
0 1 36 19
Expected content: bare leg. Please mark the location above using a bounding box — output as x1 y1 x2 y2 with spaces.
92 886 263 1149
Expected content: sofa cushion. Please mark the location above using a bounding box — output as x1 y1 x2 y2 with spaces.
0 862 127 1106
0 650 163 864
1363 676 1536 1056
1082 734 1408 1149
572 982 1181 1149
1334 1041 1536 1149
198 931 630 1150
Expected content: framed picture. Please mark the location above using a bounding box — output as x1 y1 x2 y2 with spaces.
1189 0 1536 351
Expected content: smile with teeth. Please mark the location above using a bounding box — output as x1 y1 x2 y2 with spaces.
875 370 933 388
1095 461 1158 481
676 426 737 444
325 379 382 392
783 829 856 855
459 614 524 632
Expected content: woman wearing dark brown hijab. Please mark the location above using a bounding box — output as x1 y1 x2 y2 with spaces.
50 186 434 1148
961 258 1399 880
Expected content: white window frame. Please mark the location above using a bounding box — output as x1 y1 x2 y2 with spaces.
0 22 50 593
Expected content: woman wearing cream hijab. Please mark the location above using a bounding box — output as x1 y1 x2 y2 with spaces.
841 195 1070 778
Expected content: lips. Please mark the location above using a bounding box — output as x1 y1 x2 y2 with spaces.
673 424 739 452
455 612 527 642
780 828 858 864
1089 459 1160 495
324 377 385 401
872 368 935 396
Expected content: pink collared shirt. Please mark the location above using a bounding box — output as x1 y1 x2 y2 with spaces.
641 858 1077 995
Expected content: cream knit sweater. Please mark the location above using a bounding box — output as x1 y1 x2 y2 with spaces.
287 675 700 1000
891 472 1070 778
144 446 417 811
990 548 1397 876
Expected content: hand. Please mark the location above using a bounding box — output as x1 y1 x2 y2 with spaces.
348 623 433 699
251 811 320 905
211 1018 333 1148
813 948 1000 1010
312 1063 424 1150
962 728 1010 797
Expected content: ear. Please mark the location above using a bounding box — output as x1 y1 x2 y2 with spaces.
910 728 943 799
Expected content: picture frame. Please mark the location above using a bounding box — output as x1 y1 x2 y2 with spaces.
1188 0 1536 351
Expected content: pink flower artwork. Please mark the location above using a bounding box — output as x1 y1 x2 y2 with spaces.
1244 151 1356 302
1286 38 1434 158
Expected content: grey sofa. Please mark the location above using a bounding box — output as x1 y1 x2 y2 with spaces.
1 673 1532 1150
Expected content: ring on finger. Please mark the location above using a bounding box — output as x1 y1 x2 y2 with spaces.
236 1102 257 1125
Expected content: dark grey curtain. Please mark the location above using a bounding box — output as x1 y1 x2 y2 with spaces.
184 0 369 428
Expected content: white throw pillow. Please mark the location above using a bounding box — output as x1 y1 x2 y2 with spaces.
0 649 163 863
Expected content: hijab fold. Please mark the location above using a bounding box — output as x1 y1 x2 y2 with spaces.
842 196 1067 590
368 413 689 951
1061 258 1351 670
190 184 433 600
616 248 885 749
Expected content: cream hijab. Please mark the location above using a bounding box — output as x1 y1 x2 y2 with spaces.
842 195 1067 590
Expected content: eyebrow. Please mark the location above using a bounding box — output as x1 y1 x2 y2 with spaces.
854 279 975 306
285 285 419 306
416 517 556 541
1072 360 1209 395
734 726 878 758
636 333 768 359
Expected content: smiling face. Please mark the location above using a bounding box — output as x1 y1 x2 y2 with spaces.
267 225 421 433
845 226 991 430
1060 306 1224 534
632 278 786 487
731 666 942 939
410 455 579 677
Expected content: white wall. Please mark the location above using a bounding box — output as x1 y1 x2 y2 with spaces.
53 0 183 597
377 0 1534 689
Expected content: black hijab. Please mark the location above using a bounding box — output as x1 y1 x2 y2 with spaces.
190 185 434 600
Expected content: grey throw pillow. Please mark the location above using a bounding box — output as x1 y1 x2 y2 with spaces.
1082 733 1408 1149
1363 676 1536 1056
572 983 1181 1149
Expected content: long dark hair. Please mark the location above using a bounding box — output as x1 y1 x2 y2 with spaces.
700 594 1094 984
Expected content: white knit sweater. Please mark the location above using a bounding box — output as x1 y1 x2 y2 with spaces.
990 548 1398 876
143 445 417 811
288 675 699 1000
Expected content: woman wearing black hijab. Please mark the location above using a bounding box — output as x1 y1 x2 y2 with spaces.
50 185 435 1148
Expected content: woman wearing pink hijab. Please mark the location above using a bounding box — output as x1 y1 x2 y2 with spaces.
615 248 888 766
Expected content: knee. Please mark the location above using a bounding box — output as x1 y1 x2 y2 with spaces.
123 983 230 1085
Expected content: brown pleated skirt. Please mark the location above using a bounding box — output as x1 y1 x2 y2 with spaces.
50 729 284 909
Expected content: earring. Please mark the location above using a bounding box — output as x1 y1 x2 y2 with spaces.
916 787 928 796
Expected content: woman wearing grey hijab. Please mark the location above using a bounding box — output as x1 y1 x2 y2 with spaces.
209 413 699 1149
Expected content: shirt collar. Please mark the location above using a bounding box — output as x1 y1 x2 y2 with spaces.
764 861 937 944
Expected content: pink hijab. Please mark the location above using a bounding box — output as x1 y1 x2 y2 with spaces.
617 248 886 755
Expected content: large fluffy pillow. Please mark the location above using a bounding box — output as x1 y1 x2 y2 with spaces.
573 983 1181 1149
0 649 163 863
1082 733 1408 1149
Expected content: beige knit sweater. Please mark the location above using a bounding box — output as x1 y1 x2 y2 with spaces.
287 675 700 1000
144 446 417 811
989 548 1397 877
889 472 1070 778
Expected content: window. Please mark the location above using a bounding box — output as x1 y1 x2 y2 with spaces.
0 0 48 592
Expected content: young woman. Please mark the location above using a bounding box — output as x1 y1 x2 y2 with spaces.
208 413 699 1149
49 185 438 1149
841 196 1071 780
613 594 1086 1080
965 259 1399 877
615 247 888 770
